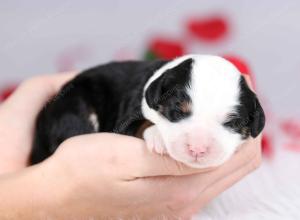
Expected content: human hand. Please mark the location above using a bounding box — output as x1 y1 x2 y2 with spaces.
0 72 261 219
39 131 261 219
0 73 77 173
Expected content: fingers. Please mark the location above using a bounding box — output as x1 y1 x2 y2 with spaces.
145 138 261 217
23 71 77 93
181 152 261 216
44 72 78 93
56 123 261 217
160 136 261 190
131 136 261 203
67 133 261 180
2 72 77 112
110 136 218 179
1 72 77 107
64 133 217 179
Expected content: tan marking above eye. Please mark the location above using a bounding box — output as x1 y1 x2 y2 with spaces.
180 101 192 113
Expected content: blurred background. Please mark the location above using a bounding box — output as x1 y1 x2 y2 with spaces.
1 1 300 219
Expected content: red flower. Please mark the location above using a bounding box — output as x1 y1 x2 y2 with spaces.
261 134 274 158
223 55 251 75
223 54 257 88
187 16 229 42
147 38 185 60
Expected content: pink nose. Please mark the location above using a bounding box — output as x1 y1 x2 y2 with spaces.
188 145 208 157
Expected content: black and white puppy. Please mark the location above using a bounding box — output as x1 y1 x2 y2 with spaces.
30 55 265 168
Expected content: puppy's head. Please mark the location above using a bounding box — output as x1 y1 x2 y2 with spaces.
142 55 265 168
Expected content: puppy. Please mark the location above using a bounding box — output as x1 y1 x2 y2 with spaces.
30 55 265 168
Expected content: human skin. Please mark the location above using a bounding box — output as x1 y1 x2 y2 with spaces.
0 73 261 219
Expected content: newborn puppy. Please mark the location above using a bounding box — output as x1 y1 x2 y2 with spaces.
30 55 265 168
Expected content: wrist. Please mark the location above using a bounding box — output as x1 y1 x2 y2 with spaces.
0 158 74 220
36 156 78 219
42 154 94 219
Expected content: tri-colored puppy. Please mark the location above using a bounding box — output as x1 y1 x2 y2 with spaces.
30 55 265 168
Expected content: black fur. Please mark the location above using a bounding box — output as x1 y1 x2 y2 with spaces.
223 76 265 139
30 59 265 164
145 58 193 122
30 60 168 164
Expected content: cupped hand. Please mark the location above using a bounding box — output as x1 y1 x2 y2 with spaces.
0 73 261 219
43 132 261 219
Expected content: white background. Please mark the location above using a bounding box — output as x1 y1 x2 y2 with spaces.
1 1 300 116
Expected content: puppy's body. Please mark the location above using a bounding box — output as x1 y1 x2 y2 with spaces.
31 55 265 167
31 60 167 163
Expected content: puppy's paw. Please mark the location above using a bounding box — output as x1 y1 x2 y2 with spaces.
143 126 167 155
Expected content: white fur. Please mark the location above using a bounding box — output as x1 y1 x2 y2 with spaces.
89 113 99 131
142 55 243 168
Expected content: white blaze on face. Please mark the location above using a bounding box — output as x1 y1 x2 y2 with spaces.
142 55 245 168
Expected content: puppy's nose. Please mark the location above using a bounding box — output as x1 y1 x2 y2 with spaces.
188 145 208 157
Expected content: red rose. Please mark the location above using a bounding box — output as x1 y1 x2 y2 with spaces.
261 134 274 158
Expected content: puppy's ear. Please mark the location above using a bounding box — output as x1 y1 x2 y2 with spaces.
145 58 193 110
239 76 265 138
228 76 265 138
250 96 265 138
